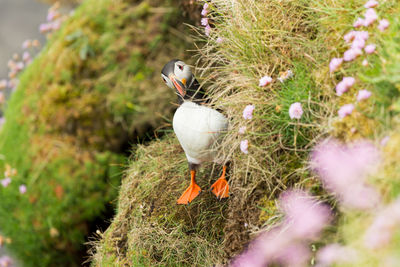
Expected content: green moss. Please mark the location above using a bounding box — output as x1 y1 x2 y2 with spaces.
0 0 191 265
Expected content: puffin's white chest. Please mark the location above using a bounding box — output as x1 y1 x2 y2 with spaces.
173 101 228 164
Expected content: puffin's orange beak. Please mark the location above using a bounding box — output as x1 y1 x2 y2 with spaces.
169 74 186 97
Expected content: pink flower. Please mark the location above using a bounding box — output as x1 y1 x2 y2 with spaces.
316 244 358 266
39 23 51 33
338 104 354 118
357 31 369 40
343 48 362 61
362 59 369 66
275 244 310 267
51 20 61 31
289 102 303 119
205 25 211 36
335 77 355 96
201 8 208 16
203 2 209 10
238 126 246 134
344 31 357 43
240 140 249 154
280 190 332 239
351 38 366 49
378 19 390 32
259 76 272 87
201 18 209 26
216 37 224 44
19 184 27 194
22 52 31 62
0 79 7 90
22 39 31 49
354 17 365 28
363 8 378 26
364 0 378 8
243 105 255 119
15 62 24 71
365 44 376 54
311 139 381 209
357 89 372 101
47 10 58 22
0 256 12 267
364 198 400 249
1 177 11 187
329 58 343 73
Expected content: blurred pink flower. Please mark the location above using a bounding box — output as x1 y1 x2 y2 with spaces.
329 58 343 73
205 25 211 36
363 8 378 26
365 44 376 54
238 126 246 134
51 20 61 31
0 255 12 267
201 8 208 16
378 19 390 32
311 139 381 209
362 59 369 66
275 243 310 267
364 0 378 8
336 77 355 96
22 52 31 62
216 37 224 43
289 102 303 119
351 38 366 49
344 31 357 43
201 18 209 26
243 104 255 119
343 48 362 61
364 198 400 249
22 39 31 49
19 184 27 194
357 89 372 101
338 104 354 118
259 75 272 87
15 62 24 71
47 10 58 22
240 140 248 154
1 177 11 188
39 23 51 33
0 80 7 90
354 17 365 28
203 2 209 10
279 190 332 239
316 244 358 267
357 31 369 40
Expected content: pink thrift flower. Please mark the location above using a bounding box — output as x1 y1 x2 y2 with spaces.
343 77 355 87
22 52 31 62
343 48 362 61
39 23 51 33
351 38 366 49
259 76 272 87
363 8 378 26
216 37 224 44
0 79 7 90
201 8 208 16
329 58 343 73
19 184 27 194
238 126 246 134
15 62 24 71
354 17 365 28
380 135 390 146
275 244 310 267
280 190 332 240
365 44 376 54
288 102 303 119
243 105 255 119
316 244 358 266
240 140 249 154
378 19 390 32
0 256 12 267
338 104 354 118
51 20 61 31
22 39 31 49
203 2 209 10
201 18 209 26
1 177 11 187
344 31 357 43
357 31 369 40
362 59 369 66
364 0 378 8
205 25 211 36
357 89 372 101
47 10 58 22
335 77 355 96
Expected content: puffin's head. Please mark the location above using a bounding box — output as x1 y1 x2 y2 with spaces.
161 59 193 98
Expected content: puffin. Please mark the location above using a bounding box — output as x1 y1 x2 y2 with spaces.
161 59 229 204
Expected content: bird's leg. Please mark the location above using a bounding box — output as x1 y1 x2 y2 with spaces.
177 164 201 205
210 165 229 199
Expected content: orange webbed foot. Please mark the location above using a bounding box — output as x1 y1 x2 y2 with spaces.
177 170 201 205
210 166 229 199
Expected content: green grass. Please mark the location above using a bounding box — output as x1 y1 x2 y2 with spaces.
0 0 192 265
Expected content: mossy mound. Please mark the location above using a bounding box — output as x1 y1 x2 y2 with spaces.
0 0 191 266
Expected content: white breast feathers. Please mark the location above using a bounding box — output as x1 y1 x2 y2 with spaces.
173 101 228 165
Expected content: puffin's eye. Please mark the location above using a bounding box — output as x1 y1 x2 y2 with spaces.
177 65 184 71
162 77 167 83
